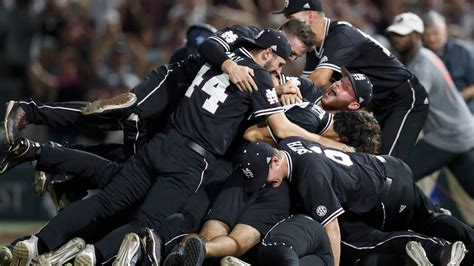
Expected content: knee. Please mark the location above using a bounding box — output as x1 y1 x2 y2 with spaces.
258 245 299 266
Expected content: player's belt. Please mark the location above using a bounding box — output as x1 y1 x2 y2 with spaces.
186 139 213 159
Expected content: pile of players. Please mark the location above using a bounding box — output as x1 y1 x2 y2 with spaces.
0 0 472 265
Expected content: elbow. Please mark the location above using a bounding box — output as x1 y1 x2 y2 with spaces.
243 129 260 142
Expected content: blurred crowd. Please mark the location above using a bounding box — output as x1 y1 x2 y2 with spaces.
0 0 472 141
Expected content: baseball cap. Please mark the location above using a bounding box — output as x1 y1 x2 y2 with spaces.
241 29 292 61
239 141 275 193
186 23 218 55
273 0 322 15
341 67 373 107
386 12 424 35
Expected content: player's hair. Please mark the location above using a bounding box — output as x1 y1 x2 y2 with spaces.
279 19 316 52
333 111 381 154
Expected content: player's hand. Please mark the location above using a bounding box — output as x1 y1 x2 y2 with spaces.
275 80 303 99
280 94 302 105
222 60 258 92
319 137 355 153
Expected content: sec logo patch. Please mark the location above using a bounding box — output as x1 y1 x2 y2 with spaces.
316 205 327 217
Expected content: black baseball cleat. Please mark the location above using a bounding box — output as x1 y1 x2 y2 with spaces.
437 241 466 266
163 243 185 266
138 228 163 266
0 245 13 266
81 92 137 115
0 138 38 175
183 236 207 266
4 101 28 144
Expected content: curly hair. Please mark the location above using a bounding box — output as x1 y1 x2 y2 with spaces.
279 19 316 52
333 110 381 154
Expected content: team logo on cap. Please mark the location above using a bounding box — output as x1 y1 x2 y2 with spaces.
303 2 311 8
316 205 327 217
353 74 366 81
242 167 254 179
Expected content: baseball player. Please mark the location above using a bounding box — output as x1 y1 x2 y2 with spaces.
387 12 474 198
273 0 429 161
7 29 340 265
241 138 473 265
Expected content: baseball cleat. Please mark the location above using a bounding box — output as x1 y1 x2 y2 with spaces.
0 245 12 266
138 227 162 266
183 236 207 266
163 243 185 266
438 241 466 266
3 101 28 144
81 92 137 115
112 233 142 266
34 171 48 196
220 256 251 266
74 244 96 266
0 138 38 175
406 241 433 266
11 235 39 266
33 237 85 265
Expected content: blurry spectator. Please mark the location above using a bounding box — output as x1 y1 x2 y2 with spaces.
423 10 474 114
387 12 474 199
3 0 37 97
168 0 208 26
169 23 217 63
89 0 121 35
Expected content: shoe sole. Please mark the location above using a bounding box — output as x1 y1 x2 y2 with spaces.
0 246 12 266
406 241 433 266
141 228 160 265
183 238 206 266
12 241 34 266
163 251 184 266
43 237 85 265
446 241 466 266
81 93 137 115
4 101 15 144
75 253 94 266
34 171 47 196
220 256 250 266
113 233 141 266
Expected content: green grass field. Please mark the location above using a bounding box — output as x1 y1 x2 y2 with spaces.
0 221 46 245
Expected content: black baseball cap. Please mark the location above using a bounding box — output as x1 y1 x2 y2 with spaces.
273 0 323 15
341 67 373 107
186 23 217 55
241 28 292 61
239 141 275 193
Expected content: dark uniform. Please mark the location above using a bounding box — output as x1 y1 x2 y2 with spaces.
33 47 285 262
277 137 473 248
258 214 334 266
303 19 429 161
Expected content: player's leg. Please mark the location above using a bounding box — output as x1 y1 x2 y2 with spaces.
258 214 334 266
447 147 474 198
374 76 428 161
406 139 458 181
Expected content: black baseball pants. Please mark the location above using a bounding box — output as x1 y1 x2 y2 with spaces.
258 214 334 266
36 128 216 263
371 75 429 162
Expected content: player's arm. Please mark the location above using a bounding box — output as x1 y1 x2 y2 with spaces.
307 67 334 91
205 224 261 257
324 218 341 266
266 112 353 152
198 26 259 92
244 123 276 145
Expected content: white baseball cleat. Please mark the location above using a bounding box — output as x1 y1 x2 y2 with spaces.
74 244 96 266
406 241 433 266
112 233 142 266
33 237 85 265
81 92 137 115
220 256 251 266
11 235 39 266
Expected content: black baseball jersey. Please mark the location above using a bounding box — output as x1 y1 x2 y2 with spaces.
304 19 412 100
268 102 333 143
277 136 389 226
170 48 284 156
208 25 261 53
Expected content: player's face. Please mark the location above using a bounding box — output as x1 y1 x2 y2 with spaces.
263 53 286 74
321 77 357 111
286 35 308 62
423 25 446 52
389 33 415 55
285 11 310 24
265 160 285 188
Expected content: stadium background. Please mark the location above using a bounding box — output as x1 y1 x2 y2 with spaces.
0 0 472 245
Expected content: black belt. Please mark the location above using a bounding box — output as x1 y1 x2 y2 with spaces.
186 139 213 159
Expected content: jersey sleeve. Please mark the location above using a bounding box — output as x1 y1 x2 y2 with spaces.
297 161 344 227
199 25 261 68
251 70 284 118
317 25 360 73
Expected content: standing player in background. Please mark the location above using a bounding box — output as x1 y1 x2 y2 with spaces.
272 0 429 161
387 12 474 199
